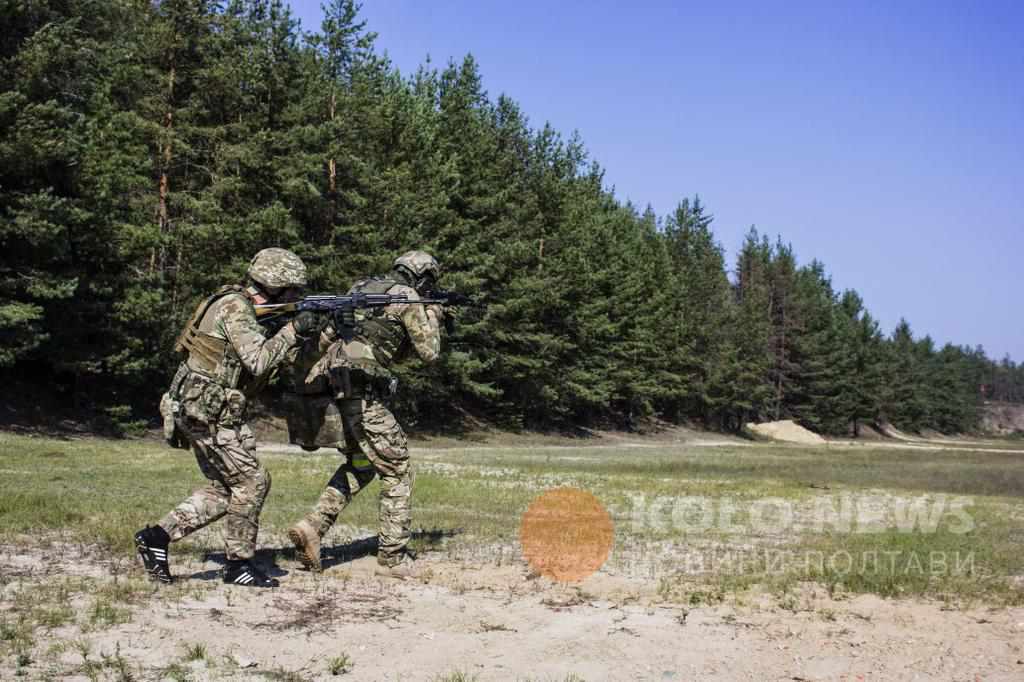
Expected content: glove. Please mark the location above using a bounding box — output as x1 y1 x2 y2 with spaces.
444 307 457 335
292 311 325 339
425 303 445 327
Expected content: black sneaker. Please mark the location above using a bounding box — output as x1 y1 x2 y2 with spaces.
134 525 172 584
223 561 280 588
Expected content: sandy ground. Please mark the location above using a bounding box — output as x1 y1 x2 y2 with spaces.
746 421 827 445
2 541 1023 681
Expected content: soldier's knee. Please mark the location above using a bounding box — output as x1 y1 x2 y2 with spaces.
355 467 378 489
230 464 271 511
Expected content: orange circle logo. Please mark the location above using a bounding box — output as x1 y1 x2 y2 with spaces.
519 487 614 583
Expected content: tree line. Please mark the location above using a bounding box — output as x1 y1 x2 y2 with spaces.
2 0 1021 435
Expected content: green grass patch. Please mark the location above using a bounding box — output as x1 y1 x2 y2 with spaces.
2 432 1023 604
88 601 132 628
327 653 353 675
183 642 207 661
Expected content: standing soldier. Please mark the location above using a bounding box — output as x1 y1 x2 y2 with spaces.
136 248 323 587
287 250 445 578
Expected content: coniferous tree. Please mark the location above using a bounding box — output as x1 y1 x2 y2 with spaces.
721 228 774 429
882 320 929 431
766 239 799 420
835 290 885 435
788 262 849 434
663 197 732 424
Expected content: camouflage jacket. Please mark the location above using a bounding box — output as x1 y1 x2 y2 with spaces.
287 280 442 395
344 280 442 368
171 288 299 427
281 278 442 447
187 290 298 390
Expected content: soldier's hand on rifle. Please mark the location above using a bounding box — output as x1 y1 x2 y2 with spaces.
292 311 325 339
444 306 458 335
425 303 444 324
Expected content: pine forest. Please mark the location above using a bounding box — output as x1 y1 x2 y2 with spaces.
2 0 1022 435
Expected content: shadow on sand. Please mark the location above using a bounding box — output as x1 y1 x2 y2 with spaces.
187 527 462 581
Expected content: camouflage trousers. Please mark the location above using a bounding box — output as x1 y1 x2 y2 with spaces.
301 398 411 566
159 419 271 561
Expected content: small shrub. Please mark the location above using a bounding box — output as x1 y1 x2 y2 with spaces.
328 653 354 675
184 643 207 661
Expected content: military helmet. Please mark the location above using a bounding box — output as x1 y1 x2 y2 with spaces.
248 248 308 289
393 250 440 283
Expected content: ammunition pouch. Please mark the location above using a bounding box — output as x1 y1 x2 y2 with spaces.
347 277 406 365
316 338 397 401
178 371 247 427
160 363 190 449
159 392 187 449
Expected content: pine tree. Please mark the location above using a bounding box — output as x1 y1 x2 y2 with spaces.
661 197 734 423
882 320 929 431
835 290 885 435
720 228 774 429
787 262 847 433
766 239 800 420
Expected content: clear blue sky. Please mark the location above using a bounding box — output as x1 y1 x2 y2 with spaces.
290 0 1023 361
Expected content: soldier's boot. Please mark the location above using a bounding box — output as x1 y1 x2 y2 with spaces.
374 549 419 580
223 560 279 588
134 525 173 584
287 519 322 573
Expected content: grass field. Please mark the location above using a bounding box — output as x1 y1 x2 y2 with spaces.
2 431 1023 604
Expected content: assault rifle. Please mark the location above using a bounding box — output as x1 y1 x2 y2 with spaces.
254 290 479 336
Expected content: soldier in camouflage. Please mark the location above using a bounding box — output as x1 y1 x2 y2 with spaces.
136 248 323 588
287 250 445 579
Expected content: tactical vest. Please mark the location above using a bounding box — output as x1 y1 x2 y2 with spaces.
174 285 247 390
348 277 408 367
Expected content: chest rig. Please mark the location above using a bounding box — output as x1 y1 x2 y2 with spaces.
348 277 408 366
173 285 248 390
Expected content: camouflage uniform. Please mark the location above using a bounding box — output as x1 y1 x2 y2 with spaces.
158 250 306 561
289 254 443 568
